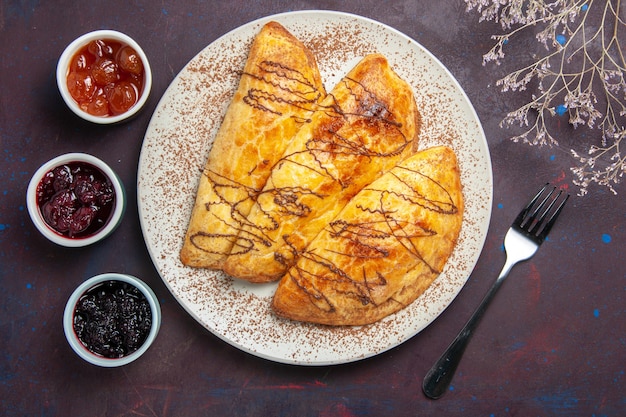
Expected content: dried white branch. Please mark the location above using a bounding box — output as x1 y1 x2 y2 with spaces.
466 0 626 195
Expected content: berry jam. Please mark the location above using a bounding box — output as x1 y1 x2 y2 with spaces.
73 280 152 359
36 161 115 238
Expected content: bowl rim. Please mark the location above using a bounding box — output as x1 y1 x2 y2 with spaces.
63 273 161 367
26 152 126 247
56 29 152 124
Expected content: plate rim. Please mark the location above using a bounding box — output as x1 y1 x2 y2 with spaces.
137 9 493 365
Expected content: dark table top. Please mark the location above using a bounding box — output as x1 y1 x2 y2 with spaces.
1 1 624 416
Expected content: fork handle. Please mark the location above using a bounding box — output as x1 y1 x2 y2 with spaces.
422 260 516 399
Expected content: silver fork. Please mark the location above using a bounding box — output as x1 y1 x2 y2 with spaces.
422 184 569 399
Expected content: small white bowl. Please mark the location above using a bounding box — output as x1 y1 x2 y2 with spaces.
26 153 126 247
63 273 161 367
56 29 152 124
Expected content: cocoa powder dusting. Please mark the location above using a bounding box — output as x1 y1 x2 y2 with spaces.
137 13 491 364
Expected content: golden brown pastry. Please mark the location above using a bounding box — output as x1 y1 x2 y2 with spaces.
180 21 326 268
222 54 420 282
271 146 463 325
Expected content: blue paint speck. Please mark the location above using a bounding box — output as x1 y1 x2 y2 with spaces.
511 341 526 350
582 4 589 12
601 233 611 243
0 224 6 231
550 154 556 161
556 34 567 45
593 308 600 318
556 104 567 116
162 8 168 15
26 283 32 289
497 203 504 209
503 39 509 45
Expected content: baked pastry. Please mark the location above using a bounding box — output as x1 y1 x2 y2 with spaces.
271 146 463 325
222 54 420 282
180 21 326 268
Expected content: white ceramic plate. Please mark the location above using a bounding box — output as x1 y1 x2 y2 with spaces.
138 10 492 365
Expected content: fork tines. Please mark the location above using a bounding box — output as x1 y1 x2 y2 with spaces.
515 183 569 240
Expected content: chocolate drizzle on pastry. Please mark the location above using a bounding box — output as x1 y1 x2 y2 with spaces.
271 146 464 326
242 61 323 116
180 21 327 268
221 53 420 282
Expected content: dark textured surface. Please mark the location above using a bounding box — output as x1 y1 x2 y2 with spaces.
1 1 624 416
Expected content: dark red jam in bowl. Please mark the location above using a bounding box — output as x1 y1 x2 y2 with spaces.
73 280 152 358
35 161 115 238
